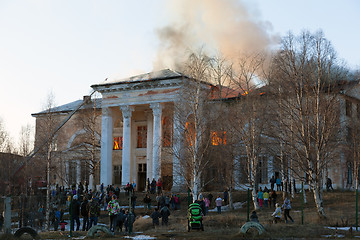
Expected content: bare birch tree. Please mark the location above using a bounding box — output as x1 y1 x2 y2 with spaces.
76 96 101 190
268 30 348 218
172 50 215 201
225 52 269 210
34 92 59 230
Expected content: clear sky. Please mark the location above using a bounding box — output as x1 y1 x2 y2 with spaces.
0 0 359 148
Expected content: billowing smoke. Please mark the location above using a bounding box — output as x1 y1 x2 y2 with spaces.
153 0 278 71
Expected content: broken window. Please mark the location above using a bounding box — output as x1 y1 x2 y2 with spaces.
162 116 173 147
113 136 123 150
137 126 147 148
211 131 227 145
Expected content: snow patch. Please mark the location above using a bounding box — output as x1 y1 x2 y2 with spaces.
124 234 156 239
326 226 360 231
208 201 244 212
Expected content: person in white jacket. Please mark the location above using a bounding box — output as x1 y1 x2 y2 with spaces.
271 203 282 223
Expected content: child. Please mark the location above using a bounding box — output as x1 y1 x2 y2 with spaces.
272 203 282 223
59 221 68 231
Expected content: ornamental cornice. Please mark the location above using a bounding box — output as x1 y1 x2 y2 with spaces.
95 79 183 93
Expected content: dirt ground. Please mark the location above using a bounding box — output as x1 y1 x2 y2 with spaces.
2 189 360 239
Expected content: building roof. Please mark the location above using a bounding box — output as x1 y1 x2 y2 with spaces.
32 98 102 117
92 69 187 87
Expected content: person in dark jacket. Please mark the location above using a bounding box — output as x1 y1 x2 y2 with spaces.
115 209 125 232
81 196 89 231
88 197 100 229
143 194 152 214
150 208 161 227
194 195 206 216
160 204 171 226
70 195 81 231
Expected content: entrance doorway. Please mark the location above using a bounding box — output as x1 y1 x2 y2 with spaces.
138 163 147 192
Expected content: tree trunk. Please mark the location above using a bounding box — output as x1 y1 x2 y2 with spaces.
45 148 51 231
228 187 234 210
303 182 307 204
252 188 259 210
89 173 95 191
313 185 326 218
192 172 200 202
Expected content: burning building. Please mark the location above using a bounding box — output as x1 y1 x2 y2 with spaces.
31 68 360 192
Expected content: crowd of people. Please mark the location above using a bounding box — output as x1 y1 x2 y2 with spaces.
0 174 307 234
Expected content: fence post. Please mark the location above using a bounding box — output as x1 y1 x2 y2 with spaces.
356 186 358 231
4 197 11 234
129 191 133 234
247 188 250 222
301 182 304 225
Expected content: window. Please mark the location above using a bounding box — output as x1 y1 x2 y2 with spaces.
347 127 353 143
346 100 352 117
113 137 123 150
137 126 147 148
162 116 173 147
185 121 195 146
357 103 360 119
113 165 122 184
211 131 227 145
257 156 268 184
138 163 146 173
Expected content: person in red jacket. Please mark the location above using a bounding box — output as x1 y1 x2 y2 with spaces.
156 178 162 194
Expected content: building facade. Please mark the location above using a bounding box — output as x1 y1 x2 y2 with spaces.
31 69 360 191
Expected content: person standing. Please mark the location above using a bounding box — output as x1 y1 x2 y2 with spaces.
160 204 171 226
276 177 282 191
215 196 222 214
257 188 264 208
270 176 276 191
132 181 136 193
326 178 334 191
223 189 229 205
81 196 89 231
207 193 213 208
143 194 152 214
204 197 210 215
195 195 206 216
70 195 81 231
270 190 277 207
0 211 4 232
282 197 294 223
88 196 100 229
107 195 120 232
263 190 269 208
156 178 162 194
150 208 161 227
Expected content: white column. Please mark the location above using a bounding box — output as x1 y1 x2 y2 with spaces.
65 160 70 188
145 110 154 181
76 160 81 185
150 103 163 181
172 106 184 192
100 107 113 186
121 105 134 185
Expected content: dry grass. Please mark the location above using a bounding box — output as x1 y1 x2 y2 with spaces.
4 190 358 239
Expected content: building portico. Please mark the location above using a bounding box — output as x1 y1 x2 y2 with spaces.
91 69 185 190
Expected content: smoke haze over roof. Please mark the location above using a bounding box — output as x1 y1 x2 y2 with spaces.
153 0 279 71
